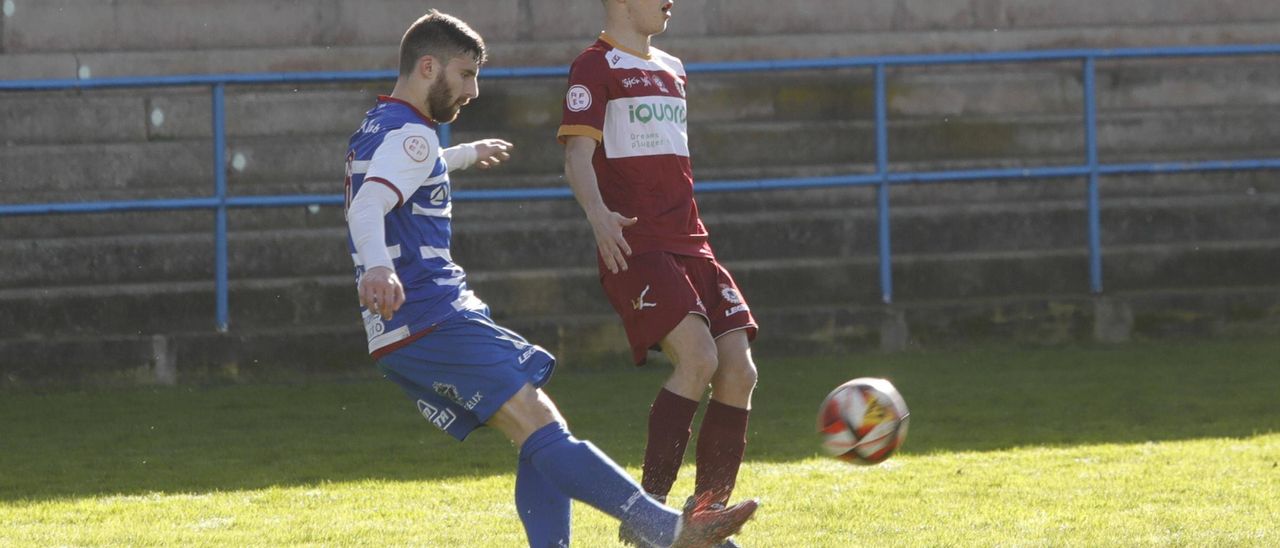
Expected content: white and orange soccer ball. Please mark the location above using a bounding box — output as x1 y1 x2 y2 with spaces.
817 377 910 465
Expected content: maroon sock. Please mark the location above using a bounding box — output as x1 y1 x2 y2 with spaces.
641 388 700 499
694 399 750 503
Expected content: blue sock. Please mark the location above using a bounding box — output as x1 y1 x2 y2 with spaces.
521 422 681 546
515 455 571 547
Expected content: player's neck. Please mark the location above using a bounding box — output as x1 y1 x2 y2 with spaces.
388 80 434 122
603 26 652 57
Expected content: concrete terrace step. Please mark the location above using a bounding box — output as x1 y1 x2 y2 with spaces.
5 282 1280 387
692 161 1280 213
4 239 1278 341
744 284 1280 354
7 58 1280 146
5 284 1278 387
7 0 1280 56
5 106 1278 205
4 192 1278 289
6 19 1280 79
0 324 375 388
2 164 1276 241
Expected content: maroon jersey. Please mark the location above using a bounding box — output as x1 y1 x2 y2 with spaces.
558 33 713 259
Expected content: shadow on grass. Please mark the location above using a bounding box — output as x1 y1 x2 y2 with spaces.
2 337 1278 503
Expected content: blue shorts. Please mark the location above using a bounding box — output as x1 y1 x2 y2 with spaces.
376 308 556 441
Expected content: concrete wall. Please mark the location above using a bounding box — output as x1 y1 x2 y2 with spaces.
4 0 1280 78
3 1 1280 386
6 0 1280 53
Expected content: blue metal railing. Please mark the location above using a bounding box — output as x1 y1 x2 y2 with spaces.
4 43 1280 330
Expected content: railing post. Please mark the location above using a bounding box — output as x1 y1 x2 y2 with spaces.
213 83 230 332
874 63 893 304
1083 57 1103 294
438 123 452 148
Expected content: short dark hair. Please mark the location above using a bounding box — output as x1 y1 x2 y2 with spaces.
398 10 487 76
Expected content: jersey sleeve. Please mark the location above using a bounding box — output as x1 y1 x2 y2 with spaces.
557 52 610 144
363 123 445 207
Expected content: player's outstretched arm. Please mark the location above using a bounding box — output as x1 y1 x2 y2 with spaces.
564 135 636 273
442 139 513 172
348 183 406 319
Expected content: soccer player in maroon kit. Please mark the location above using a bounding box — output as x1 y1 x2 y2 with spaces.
559 0 759 543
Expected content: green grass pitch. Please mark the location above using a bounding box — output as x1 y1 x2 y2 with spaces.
2 336 1278 546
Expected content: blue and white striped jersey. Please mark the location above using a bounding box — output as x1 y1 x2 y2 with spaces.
344 96 483 356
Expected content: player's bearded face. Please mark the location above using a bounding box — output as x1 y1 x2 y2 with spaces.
427 58 478 124
427 76 461 123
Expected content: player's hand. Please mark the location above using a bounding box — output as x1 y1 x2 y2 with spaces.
587 209 637 274
469 139 513 170
358 266 406 320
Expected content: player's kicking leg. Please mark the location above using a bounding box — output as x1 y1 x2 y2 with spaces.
489 384 758 547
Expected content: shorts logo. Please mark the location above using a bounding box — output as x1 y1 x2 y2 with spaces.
518 345 539 364
403 135 430 162
417 399 457 431
432 408 457 430
433 382 463 405
566 85 592 112
632 285 657 311
721 284 748 317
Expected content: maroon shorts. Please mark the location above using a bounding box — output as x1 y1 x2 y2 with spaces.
600 251 758 365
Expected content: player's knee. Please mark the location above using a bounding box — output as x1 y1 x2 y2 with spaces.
674 348 719 386
715 357 758 395
490 385 560 444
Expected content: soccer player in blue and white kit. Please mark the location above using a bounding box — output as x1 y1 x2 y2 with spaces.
344 10 756 548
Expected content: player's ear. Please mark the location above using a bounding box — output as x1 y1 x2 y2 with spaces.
416 55 436 80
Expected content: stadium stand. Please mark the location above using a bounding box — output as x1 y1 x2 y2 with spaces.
2 0 1279 385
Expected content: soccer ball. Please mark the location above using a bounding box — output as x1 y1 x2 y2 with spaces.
817 377 910 465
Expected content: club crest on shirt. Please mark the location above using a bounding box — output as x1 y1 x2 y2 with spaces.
567 84 592 112
403 135 430 162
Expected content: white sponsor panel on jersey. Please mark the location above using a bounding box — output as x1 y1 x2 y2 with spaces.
605 47 686 77
603 96 689 159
